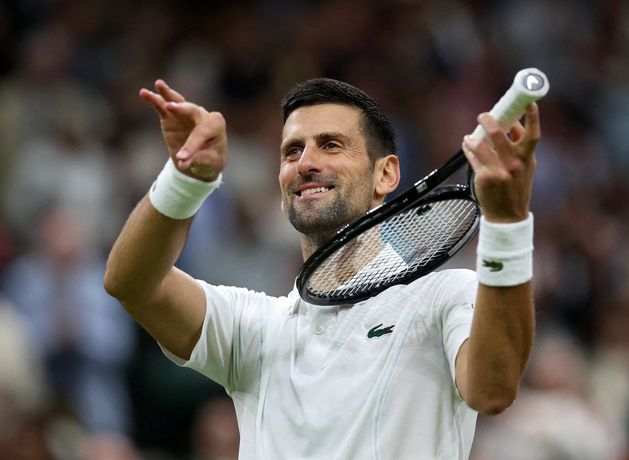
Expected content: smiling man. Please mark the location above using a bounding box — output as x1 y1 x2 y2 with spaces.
105 78 539 459
279 99 399 257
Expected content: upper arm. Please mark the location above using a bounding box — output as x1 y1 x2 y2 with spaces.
453 283 535 413
455 338 471 402
121 266 206 360
431 270 477 403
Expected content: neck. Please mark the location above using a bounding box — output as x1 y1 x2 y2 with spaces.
299 231 336 261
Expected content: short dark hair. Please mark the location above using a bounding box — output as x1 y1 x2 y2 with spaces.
281 78 397 160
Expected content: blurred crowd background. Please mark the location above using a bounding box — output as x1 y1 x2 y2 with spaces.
0 0 628 458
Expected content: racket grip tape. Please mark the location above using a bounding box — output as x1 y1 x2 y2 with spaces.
470 68 549 140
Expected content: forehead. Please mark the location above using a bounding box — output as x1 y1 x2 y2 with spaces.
282 103 363 142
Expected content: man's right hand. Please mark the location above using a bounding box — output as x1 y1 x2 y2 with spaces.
139 80 227 182
105 80 225 360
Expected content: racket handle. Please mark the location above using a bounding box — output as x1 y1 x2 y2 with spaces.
470 68 549 140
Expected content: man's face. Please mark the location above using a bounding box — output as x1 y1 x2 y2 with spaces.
279 103 377 239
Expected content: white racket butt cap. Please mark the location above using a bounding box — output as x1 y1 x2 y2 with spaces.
471 68 549 140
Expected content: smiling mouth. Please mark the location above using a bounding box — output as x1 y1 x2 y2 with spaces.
297 186 333 197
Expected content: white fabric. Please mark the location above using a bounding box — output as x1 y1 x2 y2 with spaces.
476 213 534 286
338 242 407 289
161 269 478 460
149 159 222 219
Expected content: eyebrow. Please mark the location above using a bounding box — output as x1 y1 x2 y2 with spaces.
314 131 351 144
280 131 354 154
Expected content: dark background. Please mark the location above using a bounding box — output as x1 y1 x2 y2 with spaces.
0 0 627 458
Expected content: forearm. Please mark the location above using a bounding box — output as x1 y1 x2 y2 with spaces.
457 97 540 414
463 282 534 412
104 81 227 359
104 195 192 303
457 214 536 414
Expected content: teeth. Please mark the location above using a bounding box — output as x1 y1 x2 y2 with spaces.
301 187 330 196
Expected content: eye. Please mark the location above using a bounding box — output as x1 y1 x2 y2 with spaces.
323 141 341 150
283 145 303 160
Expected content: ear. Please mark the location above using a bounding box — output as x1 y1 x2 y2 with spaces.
373 154 400 202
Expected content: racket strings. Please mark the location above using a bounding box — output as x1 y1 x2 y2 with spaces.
306 198 479 299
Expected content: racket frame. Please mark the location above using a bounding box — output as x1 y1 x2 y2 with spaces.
297 182 479 305
296 68 550 305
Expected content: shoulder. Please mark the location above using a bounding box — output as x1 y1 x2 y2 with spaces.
402 268 476 297
405 269 477 320
362 269 475 316
196 280 295 315
421 270 476 323
422 268 476 284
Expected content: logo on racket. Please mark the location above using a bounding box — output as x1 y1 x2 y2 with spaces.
482 259 503 272
522 73 545 91
367 323 395 339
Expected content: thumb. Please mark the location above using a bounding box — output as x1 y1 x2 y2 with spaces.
165 103 225 161
176 124 218 166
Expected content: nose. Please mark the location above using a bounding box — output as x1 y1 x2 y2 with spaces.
297 143 322 176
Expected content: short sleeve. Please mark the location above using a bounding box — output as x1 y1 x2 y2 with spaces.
434 270 477 389
159 281 276 390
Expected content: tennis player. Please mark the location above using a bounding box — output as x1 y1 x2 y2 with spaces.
105 77 539 459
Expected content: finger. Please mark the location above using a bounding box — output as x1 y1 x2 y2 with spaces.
180 123 224 156
155 79 186 103
176 112 226 162
462 138 482 171
163 102 225 161
509 120 525 143
139 88 168 118
463 134 501 170
176 126 213 167
522 102 541 149
477 112 511 155
165 101 206 125
176 137 223 171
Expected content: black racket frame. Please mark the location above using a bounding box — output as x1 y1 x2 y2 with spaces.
297 149 480 305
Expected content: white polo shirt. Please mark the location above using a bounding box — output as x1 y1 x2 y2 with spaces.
162 268 478 459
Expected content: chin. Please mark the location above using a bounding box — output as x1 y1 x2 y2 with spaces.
287 196 368 235
291 214 357 240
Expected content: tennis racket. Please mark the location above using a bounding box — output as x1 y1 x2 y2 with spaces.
296 68 549 305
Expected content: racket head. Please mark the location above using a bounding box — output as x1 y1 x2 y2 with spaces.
297 185 480 305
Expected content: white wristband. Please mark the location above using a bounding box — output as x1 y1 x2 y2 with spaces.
476 213 534 286
149 159 222 219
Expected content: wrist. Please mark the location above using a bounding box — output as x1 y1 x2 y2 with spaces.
476 213 534 286
481 213 530 224
149 159 222 219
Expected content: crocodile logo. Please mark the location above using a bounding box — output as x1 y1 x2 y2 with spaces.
367 323 395 339
482 259 504 272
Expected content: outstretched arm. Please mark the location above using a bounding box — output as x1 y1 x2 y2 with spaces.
455 103 539 414
104 80 227 360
